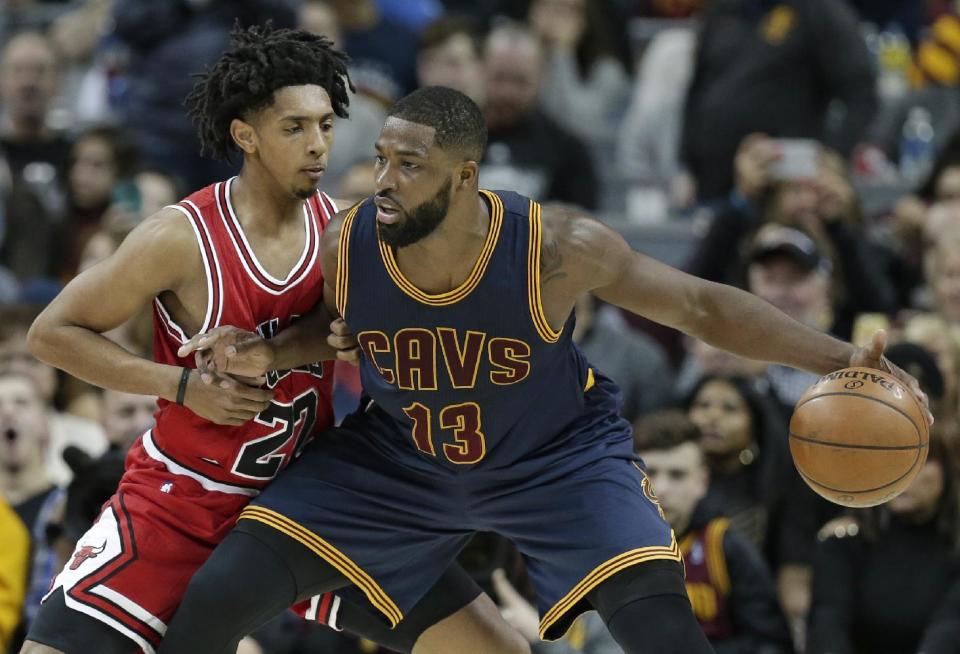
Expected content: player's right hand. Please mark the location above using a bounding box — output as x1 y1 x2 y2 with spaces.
182 369 274 426
178 325 276 378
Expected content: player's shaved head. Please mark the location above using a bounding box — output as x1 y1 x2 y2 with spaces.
386 86 487 161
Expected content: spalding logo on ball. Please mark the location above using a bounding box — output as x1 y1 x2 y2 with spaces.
789 366 929 508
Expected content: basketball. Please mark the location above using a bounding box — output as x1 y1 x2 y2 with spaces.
789 366 929 508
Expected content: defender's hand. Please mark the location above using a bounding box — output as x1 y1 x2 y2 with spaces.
328 318 360 365
181 369 274 426
850 329 933 426
178 326 276 378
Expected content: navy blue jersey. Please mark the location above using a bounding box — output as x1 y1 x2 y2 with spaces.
336 189 623 471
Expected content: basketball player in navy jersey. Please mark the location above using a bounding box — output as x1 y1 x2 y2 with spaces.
22 29 526 654
166 86 931 653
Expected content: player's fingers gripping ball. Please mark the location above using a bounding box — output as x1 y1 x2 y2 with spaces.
789 366 930 508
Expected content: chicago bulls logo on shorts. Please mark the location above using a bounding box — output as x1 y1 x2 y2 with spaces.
69 541 107 570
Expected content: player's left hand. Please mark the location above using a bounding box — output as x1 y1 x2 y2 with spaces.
178 326 277 379
849 329 933 426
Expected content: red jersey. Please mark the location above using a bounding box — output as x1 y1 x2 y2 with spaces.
127 177 336 518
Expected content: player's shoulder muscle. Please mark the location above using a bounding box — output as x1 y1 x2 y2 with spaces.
105 206 203 292
539 202 631 292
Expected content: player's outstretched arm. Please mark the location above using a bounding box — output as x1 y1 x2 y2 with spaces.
27 209 274 426
539 204 930 421
177 207 360 377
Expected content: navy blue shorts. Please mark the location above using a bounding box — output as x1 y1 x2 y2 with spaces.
240 410 680 640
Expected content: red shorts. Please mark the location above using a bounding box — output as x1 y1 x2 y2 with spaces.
45 438 336 654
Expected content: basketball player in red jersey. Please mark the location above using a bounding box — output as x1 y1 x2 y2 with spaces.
21 26 526 654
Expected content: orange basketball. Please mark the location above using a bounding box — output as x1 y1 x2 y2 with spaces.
789 366 929 508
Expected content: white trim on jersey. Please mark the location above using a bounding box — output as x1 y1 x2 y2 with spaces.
182 200 225 331
305 594 320 620
328 595 342 631
61 591 158 654
165 202 224 333
323 193 339 214
153 298 188 345
141 430 260 497
90 585 168 635
215 178 319 295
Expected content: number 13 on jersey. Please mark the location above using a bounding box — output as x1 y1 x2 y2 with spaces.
402 401 486 464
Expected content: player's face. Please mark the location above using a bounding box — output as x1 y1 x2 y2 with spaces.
889 458 945 517
0 375 48 472
373 117 455 248
688 380 753 458
102 390 156 450
639 443 708 533
250 85 335 199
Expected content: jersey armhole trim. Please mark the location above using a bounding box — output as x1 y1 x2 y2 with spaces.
335 203 362 318
166 203 222 334
527 200 563 343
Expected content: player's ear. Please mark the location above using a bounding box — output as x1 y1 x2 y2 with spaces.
456 161 479 189
230 118 258 155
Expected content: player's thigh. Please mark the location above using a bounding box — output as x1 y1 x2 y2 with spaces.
414 594 529 654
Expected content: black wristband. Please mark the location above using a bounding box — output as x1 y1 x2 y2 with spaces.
176 367 191 405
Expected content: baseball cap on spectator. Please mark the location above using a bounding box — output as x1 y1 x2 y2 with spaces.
747 226 832 275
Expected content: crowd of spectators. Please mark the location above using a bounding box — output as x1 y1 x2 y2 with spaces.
3 1 960 653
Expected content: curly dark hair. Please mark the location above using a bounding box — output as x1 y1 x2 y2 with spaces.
185 23 353 162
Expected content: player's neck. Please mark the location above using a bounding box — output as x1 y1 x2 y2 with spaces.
399 192 488 269
1 460 50 505
231 170 305 233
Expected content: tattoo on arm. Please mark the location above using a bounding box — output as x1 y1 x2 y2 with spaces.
540 234 567 285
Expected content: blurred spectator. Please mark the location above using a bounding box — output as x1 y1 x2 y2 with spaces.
0 306 107 486
0 30 70 283
479 23 598 208
681 0 877 201
616 26 697 186
922 128 960 201
807 426 960 654
573 294 674 423
299 0 387 194
99 389 155 453
688 134 898 342
0 494 28 652
903 313 960 422
919 574 960 654
331 0 419 105
0 369 65 648
47 0 118 128
416 16 486 105
527 0 630 146
925 229 960 326
298 0 343 44
377 0 444 33
885 341 949 423
62 124 140 278
635 410 792 654
683 374 792 551
112 0 296 189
